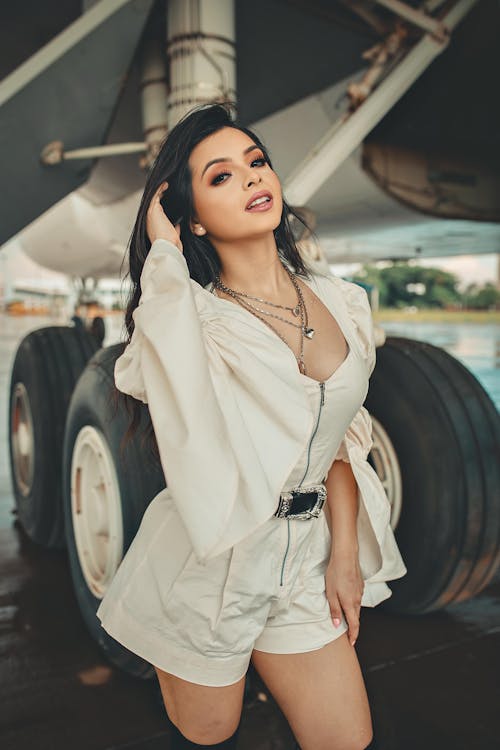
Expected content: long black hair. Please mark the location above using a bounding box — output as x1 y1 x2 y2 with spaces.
114 101 317 463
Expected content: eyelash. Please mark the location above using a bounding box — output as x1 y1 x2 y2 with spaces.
210 157 267 185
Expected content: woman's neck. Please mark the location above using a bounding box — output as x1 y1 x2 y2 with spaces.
214 234 291 297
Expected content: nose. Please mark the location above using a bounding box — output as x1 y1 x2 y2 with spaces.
245 165 262 187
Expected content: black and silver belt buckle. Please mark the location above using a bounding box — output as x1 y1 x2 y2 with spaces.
274 483 327 520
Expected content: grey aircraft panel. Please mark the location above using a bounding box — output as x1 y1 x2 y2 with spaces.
1 0 498 249
0 0 154 245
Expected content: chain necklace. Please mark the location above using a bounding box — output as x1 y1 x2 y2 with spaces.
213 263 315 375
216 286 303 317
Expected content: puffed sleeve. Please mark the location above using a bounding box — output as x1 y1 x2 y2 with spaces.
330 278 407 605
113 238 313 563
114 318 147 404
333 279 375 462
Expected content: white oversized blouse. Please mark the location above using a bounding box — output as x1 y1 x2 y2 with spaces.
114 238 407 607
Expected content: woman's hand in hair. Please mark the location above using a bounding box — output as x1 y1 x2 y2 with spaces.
146 182 183 253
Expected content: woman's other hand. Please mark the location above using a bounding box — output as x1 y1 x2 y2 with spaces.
325 550 364 647
146 181 183 253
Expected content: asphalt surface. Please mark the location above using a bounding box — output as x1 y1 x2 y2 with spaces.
2 314 499 750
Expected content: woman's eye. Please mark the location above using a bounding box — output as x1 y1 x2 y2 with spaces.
211 157 267 185
211 172 230 185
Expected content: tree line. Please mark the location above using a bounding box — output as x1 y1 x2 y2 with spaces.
349 260 500 310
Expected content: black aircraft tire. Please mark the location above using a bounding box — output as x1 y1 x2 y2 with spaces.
8 325 100 549
62 344 165 678
366 336 500 615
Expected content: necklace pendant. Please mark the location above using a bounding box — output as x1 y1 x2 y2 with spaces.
292 304 301 317
304 327 315 339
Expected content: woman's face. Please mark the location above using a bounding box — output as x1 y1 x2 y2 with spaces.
188 126 283 243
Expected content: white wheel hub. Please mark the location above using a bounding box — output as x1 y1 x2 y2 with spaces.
11 382 35 496
71 425 124 599
370 415 403 530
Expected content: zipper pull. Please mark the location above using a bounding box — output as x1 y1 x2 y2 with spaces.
320 381 325 405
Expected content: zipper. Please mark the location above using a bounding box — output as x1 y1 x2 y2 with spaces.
297 381 325 488
279 381 325 587
279 519 291 586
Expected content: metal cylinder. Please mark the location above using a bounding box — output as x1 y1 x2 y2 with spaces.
140 39 169 164
166 0 236 128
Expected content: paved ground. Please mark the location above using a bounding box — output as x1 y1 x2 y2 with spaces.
1 314 499 750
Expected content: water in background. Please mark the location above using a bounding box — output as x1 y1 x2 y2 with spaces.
378 320 500 411
2 313 499 413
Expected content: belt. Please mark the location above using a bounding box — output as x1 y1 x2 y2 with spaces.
274 482 327 520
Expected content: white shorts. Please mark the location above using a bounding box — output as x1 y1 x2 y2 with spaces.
96 491 348 687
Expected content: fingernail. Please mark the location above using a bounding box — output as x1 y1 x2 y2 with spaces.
333 618 341 628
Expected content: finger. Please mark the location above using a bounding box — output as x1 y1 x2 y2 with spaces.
345 608 360 646
328 596 343 629
153 181 169 204
147 187 163 219
147 185 169 225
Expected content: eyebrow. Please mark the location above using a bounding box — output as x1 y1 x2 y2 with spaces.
200 144 262 179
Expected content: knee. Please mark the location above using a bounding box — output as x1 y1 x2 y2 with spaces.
160 690 241 743
360 728 375 750
173 714 241 745
351 726 374 750
313 725 373 750
153 666 244 745
350 727 374 750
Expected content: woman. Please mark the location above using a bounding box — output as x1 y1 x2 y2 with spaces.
96 102 406 750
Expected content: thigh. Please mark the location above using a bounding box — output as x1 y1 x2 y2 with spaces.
154 666 245 744
251 632 373 750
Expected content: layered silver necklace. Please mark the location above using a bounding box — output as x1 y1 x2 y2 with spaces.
212 262 315 375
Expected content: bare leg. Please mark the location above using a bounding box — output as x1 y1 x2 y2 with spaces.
154 666 245 745
251 631 373 750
